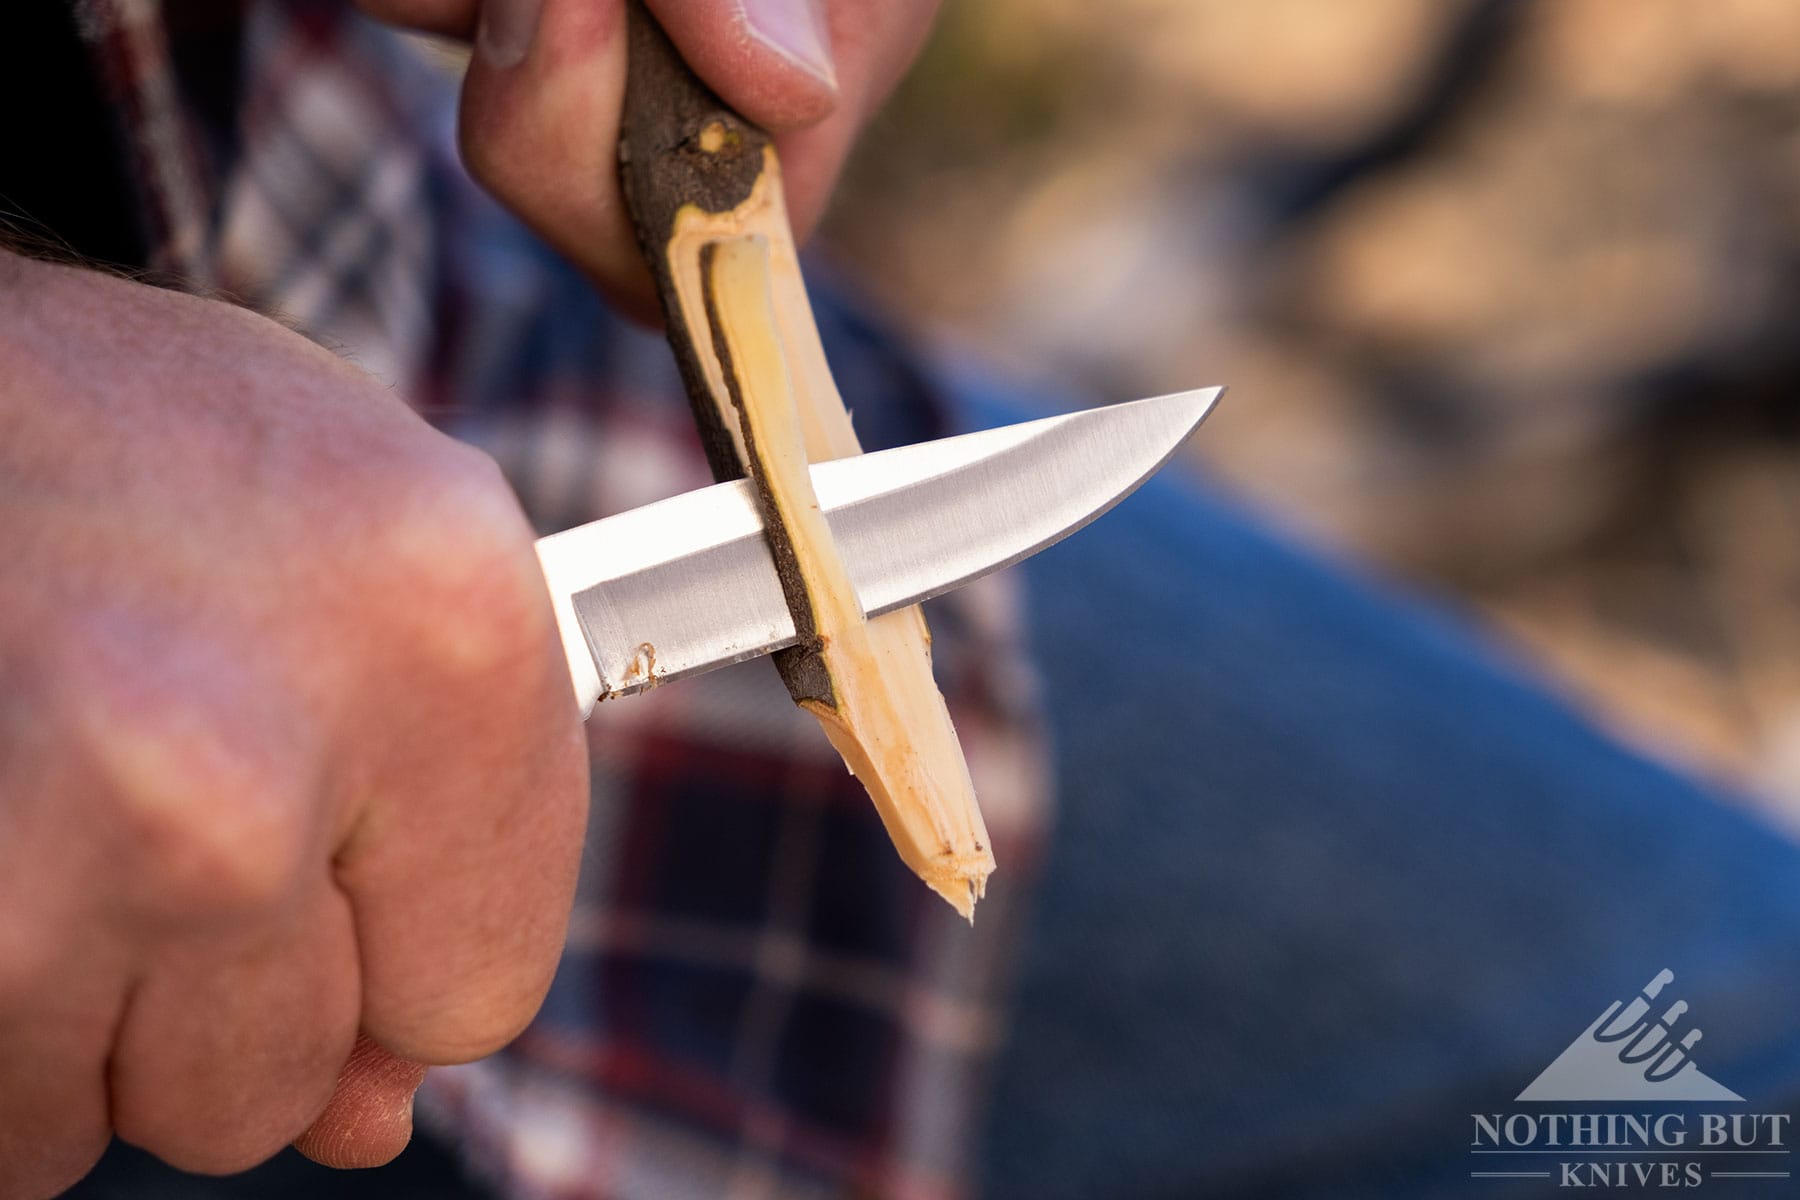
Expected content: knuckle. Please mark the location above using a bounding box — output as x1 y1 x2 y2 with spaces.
389 439 521 568
383 445 547 679
28 609 315 922
126 794 304 919
101 713 310 918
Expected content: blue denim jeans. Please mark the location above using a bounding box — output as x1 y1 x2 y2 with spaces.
969 371 1800 1198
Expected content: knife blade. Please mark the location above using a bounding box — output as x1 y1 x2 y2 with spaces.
536 386 1222 713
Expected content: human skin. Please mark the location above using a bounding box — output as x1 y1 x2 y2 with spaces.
0 252 589 1196
0 1 938 1193
361 0 944 319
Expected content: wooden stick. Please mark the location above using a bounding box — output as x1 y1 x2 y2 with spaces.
618 3 993 916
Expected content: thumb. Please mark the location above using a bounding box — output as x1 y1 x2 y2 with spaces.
457 0 845 314
290 1035 431 1168
645 0 839 128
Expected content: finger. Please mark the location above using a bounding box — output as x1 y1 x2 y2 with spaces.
339 640 588 1064
460 0 649 310
107 886 361 1175
292 1034 430 1168
660 0 940 242
334 455 589 1066
0 609 349 1184
458 0 846 315
0 970 118 1199
645 0 839 128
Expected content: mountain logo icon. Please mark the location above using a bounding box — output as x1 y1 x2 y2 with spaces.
1517 969 1744 1102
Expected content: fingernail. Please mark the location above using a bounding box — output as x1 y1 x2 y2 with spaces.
476 0 543 69
739 0 838 90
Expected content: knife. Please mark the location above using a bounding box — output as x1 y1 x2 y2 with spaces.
537 386 1222 715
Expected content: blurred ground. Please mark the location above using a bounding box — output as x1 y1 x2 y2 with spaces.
822 0 1800 821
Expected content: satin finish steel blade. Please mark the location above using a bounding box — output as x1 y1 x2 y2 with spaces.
536 386 1222 713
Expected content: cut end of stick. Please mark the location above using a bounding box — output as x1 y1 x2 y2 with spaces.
808 686 995 922
935 861 991 925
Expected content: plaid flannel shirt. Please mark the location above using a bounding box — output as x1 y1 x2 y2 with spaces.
62 1 1051 1196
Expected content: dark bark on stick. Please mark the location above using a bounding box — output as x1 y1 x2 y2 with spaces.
618 0 771 483
700 242 834 705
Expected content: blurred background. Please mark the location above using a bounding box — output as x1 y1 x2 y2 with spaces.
819 0 1800 822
